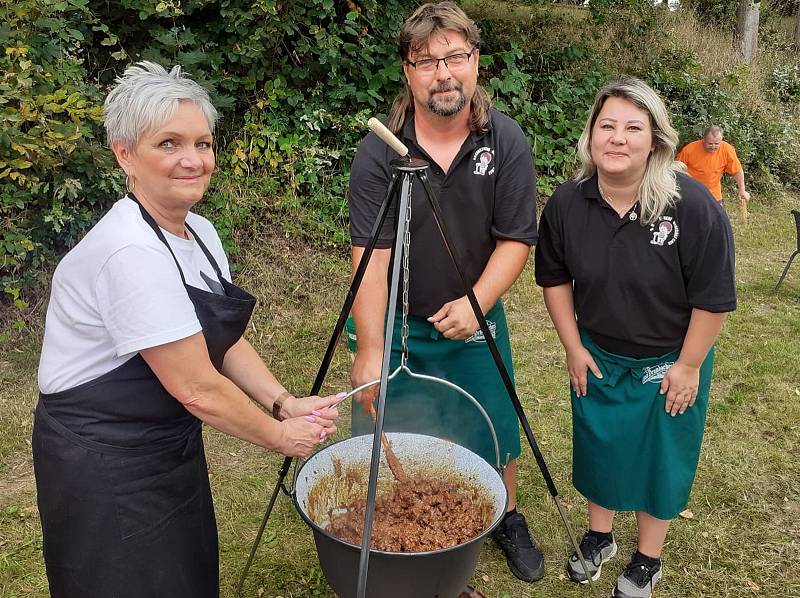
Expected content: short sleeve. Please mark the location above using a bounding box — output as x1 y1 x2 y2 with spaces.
676 146 689 165
679 198 737 312
348 133 395 248
491 121 538 245
724 144 742 176
534 192 572 287
95 244 202 356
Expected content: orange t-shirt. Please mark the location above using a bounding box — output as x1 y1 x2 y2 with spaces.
676 139 742 200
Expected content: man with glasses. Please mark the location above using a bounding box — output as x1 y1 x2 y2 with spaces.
347 2 542 589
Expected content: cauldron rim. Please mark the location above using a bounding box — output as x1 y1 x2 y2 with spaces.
293 432 508 557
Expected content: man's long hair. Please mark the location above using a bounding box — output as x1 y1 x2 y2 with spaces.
387 2 492 135
575 78 685 225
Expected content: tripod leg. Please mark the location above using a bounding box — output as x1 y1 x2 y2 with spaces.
774 251 798 291
356 171 414 598
416 172 599 597
309 173 402 392
235 175 405 595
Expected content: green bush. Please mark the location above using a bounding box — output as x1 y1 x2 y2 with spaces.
769 63 800 103
3 0 800 336
0 0 414 317
682 0 738 28
645 48 800 192
0 0 121 319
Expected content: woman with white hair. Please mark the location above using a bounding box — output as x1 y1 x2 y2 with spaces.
535 78 735 598
33 62 341 597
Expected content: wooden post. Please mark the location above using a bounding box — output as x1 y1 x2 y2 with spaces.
736 0 760 62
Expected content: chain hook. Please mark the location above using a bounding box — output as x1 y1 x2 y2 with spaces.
400 177 413 368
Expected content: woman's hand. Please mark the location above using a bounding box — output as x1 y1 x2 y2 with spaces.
660 362 699 416
275 416 337 457
281 393 342 428
565 345 603 397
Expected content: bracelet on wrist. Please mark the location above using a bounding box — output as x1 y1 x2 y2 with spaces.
272 390 294 421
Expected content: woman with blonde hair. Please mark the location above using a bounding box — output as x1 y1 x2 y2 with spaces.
535 78 735 598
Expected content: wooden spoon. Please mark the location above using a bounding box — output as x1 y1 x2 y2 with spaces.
367 403 408 484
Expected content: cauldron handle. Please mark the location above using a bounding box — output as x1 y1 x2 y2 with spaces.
309 365 503 471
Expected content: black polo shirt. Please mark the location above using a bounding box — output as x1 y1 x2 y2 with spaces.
535 172 736 357
349 109 537 317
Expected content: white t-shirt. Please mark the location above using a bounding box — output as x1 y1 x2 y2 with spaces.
38 196 232 394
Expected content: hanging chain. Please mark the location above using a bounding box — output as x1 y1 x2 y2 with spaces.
400 179 413 367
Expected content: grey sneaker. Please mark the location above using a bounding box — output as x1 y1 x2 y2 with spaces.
612 555 663 598
566 531 617 583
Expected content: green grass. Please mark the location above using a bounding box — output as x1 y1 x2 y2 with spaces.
1 191 799 597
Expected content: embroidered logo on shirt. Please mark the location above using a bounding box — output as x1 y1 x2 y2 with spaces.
472 147 495 176
649 216 679 246
465 319 497 343
642 361 674 384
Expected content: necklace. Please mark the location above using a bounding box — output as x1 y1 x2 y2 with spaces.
598 182 639 221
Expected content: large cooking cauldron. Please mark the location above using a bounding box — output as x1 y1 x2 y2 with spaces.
294 432 507 598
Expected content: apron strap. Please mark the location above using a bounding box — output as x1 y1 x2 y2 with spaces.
128 193 225 287
185 222 225 283
129 193 188 285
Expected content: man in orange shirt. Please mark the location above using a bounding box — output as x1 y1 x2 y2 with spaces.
677 125 751 219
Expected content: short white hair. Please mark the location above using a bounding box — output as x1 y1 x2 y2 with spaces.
104 61 218 149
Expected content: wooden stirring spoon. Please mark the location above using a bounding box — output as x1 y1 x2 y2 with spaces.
367 403 409 484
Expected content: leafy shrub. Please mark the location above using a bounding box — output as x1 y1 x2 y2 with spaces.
0 0 121 324
0 0 414 321
3 0 800 336
646 49 800 192
682 0 738 28
769 63 800 103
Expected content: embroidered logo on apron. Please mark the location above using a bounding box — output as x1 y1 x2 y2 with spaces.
465 319 497 343
641 361 674 383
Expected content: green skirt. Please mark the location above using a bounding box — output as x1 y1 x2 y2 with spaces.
572 329 715 520
350 302 521 466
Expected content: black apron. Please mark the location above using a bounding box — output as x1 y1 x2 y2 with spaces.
32 196 256 598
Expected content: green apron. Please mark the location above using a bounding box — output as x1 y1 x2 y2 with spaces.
572 329 715 520
350 302 521 466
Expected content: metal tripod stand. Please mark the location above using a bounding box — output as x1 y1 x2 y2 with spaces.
236 148 598 598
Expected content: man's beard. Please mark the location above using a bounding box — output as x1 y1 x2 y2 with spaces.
427 82 467 116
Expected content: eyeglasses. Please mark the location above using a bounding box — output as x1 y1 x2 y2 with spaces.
405 48 475 74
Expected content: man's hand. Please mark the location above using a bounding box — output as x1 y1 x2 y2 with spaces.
351 350 382 414
427 296 480 340
660 361 700 416
737 189 750 221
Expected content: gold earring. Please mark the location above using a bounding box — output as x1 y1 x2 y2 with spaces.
125 174 135 191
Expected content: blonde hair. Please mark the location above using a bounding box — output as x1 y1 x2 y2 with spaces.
387 1 491 135
575 78 685 225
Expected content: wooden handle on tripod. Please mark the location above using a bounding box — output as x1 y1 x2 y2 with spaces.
367 117 409 157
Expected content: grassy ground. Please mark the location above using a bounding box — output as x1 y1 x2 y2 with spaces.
1 191 799 598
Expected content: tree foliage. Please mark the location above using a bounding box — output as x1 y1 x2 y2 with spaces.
2 0 800 332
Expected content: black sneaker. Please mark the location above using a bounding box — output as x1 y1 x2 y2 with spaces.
566 531 617 583
612 553 663 598
491 511 545 582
